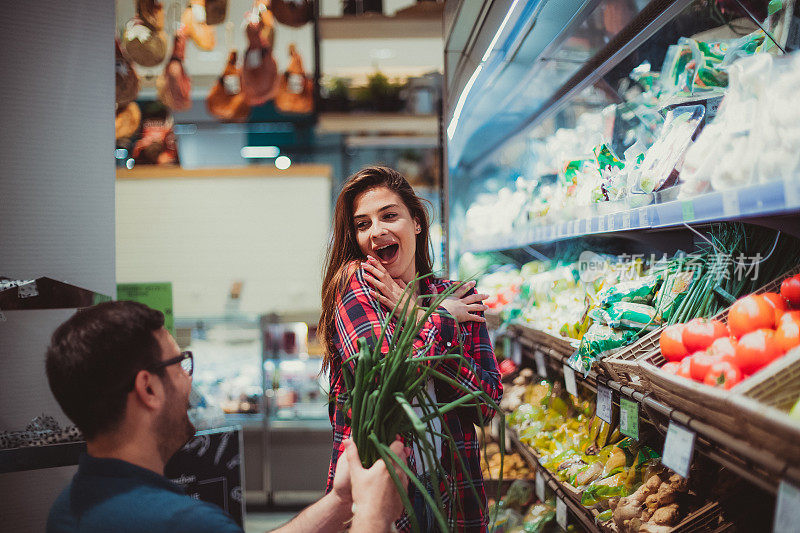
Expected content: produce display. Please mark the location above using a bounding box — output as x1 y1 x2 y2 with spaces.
479 224 800 374
488 486 559 533
481 443 535 481
461 12 797 243
658 271 800 391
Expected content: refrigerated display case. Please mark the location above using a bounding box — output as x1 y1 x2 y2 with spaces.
177 316 331 505
444 1 800 530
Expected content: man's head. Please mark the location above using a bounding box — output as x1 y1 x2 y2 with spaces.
46 301 195 458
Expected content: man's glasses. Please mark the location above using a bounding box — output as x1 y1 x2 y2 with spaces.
149 351 194 376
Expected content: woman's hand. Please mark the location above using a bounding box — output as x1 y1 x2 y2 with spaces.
439 281 489 324
361 256 417 314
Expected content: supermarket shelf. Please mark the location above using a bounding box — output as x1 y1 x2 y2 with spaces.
462 179 800 253
0 442 86 474
316 113 439 135
507 427 602 533
318 15 443 40
502 323 800 494
0 277 111 311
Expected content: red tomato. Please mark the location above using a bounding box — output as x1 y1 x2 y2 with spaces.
703 361 743 389
682 318 729 352
689 351 722 381
676 357 693 380
762 292 788 323
728 295 775 338
660 324 689 362
779 310 800 326
775 320 800 352
662 362 681 374
498 359 517 377
733 329 783 374
707 336 738 362
780 275 800 307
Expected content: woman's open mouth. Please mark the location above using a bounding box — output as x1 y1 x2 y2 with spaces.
375 243 399 264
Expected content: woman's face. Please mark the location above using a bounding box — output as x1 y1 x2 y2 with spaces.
352 186 419 283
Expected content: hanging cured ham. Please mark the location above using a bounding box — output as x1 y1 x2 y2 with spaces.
116 102 142 140
275 44 313 114
122 16 168 67
115 39 140 108
204 0 229 25
137 0 164 30
181 4 216 51
207 51 251 122
157 30 192 111
271 0 312 27
240 9 278 106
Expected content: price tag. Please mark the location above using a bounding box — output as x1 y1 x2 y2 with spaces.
598 216 607 233
535 470 545 501
556 497 568 529
662 422 695 478
18 281 38 298
511 341 522 365
619 398 639 440
640 208 650 227
681 201 695 222
722 190 739 217
622 211 631 229
774 481 800 533
597 385 613 423
246 49 263 69
535 351 547 378
563 364 578 397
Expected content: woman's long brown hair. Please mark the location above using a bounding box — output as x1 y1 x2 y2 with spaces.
319 166 433 373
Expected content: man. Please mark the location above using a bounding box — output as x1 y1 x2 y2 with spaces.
46 301 407 533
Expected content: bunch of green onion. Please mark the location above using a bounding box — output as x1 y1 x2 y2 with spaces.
341 274 505 533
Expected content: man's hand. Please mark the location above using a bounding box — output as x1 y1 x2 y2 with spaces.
346 438 410 532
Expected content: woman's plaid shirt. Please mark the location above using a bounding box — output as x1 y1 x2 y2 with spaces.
325 265 503 532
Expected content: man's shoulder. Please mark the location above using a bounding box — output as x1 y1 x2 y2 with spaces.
47 484 76 533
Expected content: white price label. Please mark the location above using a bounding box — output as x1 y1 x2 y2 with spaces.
722 190 739 217
556 497 568 529
535 470 545 501
511 341 522 365
662 422 696 478
597 385 613 423
18 281 38 298
535 351 547 378
774 481 800 533
622 212 631 229
192 3 206 23
246 49 262 69
563 365 578 397
640 208 650 226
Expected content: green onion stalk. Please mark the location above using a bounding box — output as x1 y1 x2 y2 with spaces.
341 273 505 533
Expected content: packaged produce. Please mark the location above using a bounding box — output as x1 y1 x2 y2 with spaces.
572 324 638 374
598 275 661 306
653 270 694 322
588 302 660 332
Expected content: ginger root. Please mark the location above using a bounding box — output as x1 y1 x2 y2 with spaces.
651 503 681 526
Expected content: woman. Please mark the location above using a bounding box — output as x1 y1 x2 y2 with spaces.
319 166 503 532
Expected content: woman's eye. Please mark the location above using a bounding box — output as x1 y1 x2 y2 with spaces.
356 221 369 230
384 213 397 220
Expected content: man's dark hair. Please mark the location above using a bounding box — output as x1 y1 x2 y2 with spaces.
46 301 165 439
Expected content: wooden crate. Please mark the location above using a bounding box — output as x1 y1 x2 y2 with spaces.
600 327 663 390
638 265 800 461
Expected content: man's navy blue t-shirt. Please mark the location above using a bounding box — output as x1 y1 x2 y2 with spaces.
47 453 243 533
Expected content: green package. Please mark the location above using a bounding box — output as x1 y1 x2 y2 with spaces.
588 302 660 331
598 275 661 306
571 324 638 374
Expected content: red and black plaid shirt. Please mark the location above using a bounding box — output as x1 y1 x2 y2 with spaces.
325 264 503 532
